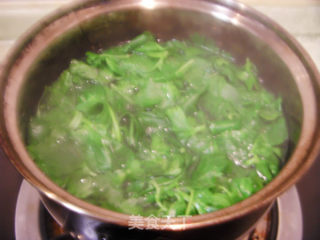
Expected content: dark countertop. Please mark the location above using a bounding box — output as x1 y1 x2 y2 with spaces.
0 149 22 240
297 155 320 240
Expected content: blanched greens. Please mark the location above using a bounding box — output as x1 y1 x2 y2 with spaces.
27 32 288 217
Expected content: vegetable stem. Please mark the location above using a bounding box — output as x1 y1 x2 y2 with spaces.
175 59 195 77
107 104 122 141
151 180 168 212
185 189 194 216
110 83 134 104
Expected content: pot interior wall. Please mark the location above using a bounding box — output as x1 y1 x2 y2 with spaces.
18 6 301 165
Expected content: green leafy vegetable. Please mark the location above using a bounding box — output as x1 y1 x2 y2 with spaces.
27 32 288 217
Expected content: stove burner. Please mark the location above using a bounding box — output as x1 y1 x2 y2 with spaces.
40 204 276 240
14 181 302 240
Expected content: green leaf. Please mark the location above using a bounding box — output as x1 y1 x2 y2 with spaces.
231 178 255 199
192 154 230 186
265 117 288 146
209 120 241 135
166 106 192 138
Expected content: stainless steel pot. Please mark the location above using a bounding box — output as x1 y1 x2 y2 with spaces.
0 0 319 239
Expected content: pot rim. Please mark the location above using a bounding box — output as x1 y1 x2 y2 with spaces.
0 0 319 231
